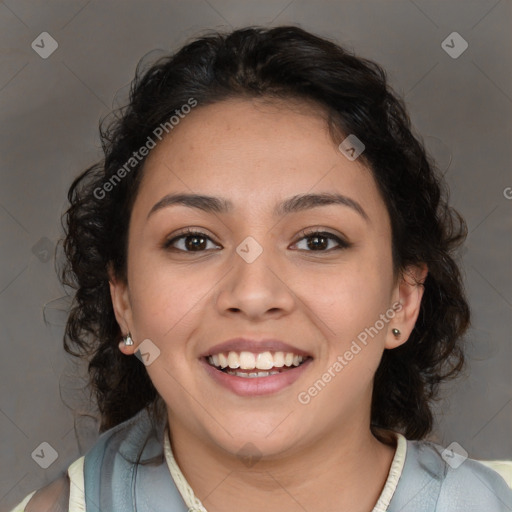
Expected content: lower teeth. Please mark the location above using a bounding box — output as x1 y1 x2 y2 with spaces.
225 369 282 378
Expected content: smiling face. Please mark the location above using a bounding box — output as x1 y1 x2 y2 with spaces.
110 97 426 461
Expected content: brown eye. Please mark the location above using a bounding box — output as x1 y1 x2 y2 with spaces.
293 231 351 252
163 230 220 252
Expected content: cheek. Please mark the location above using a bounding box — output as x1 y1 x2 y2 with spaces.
302 267 391 404
304 254 391 326
300 251 393 373
127 252 213 339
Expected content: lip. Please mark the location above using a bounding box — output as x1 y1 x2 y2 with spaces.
200 356 313 397
200 337 313 358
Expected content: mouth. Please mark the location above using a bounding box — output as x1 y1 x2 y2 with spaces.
200 350 313 396
204 351 313 378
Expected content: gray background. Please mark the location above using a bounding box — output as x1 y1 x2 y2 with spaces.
1 0 511 510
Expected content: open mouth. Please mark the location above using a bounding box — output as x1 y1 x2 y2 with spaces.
200 350 314 396
204 353 313 379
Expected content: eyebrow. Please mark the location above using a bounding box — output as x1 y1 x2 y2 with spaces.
147 192 369 222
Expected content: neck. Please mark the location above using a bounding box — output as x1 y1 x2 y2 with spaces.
167 414 397 512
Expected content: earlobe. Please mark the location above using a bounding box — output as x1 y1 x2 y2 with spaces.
118 332 136 355
386 263 428 350
107 263 135 353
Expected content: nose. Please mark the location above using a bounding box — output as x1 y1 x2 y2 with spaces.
214 242 296 321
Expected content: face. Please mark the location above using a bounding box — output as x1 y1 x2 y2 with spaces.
110 97 426 459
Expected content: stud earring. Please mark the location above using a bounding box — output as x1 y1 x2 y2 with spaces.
391 328 401 337
123 333 134 346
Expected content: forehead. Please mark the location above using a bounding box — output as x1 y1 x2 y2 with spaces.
134 97 387 225
145 97 335 170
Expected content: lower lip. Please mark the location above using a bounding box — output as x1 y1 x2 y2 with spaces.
200 357 313 397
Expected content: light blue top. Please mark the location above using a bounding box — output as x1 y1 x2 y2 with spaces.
81 407 512 511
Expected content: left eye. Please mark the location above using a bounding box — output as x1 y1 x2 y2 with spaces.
293 231 350 252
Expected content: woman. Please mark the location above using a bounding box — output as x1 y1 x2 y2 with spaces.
11 25 512 512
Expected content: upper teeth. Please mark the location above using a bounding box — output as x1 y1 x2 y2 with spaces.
207 351 305 370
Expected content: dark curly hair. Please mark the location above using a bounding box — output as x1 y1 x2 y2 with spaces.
60 25 470 440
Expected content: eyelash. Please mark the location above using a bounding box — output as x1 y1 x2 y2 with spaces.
162 228 352 253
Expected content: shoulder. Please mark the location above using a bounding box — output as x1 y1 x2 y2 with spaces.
23 472 70 512
9 409 158 512
83 407 160 475
439 455 512 509
407 439 512 510
478 459 512 489
9 456 85 512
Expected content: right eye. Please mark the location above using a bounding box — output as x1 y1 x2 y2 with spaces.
162 229 221 253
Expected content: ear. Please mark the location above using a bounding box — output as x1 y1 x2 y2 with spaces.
385 263 428 349
108 263 136 355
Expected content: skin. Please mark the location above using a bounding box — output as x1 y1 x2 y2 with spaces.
110 97 428 512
